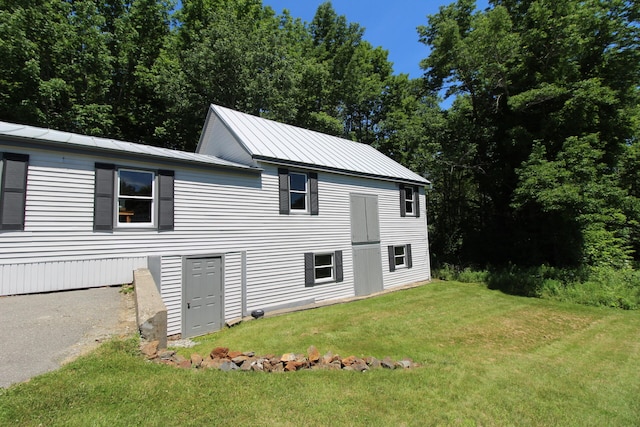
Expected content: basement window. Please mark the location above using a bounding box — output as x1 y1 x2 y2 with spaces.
388 244 413 272
304 250 343 286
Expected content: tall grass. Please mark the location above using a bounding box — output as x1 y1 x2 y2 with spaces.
434 264 640 309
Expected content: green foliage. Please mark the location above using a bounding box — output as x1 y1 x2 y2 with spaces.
419 0 640 271
3 284 640 425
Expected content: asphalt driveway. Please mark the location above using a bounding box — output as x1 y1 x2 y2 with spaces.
0 286 133 388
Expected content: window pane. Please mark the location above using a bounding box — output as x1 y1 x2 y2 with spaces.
290 193 306 210
120 170 153 196
315 267 333 279
405 200 413 213
395 256 405 266
394 246 405 256
119 198 152 223
404 187 413 201
315 254 333 267
289 173 307 191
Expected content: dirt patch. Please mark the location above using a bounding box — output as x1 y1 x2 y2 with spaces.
61 289 137 364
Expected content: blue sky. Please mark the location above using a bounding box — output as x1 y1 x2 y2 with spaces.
263 1 489 79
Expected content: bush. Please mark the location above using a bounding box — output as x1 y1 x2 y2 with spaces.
433 264 488 283
436 264 640 310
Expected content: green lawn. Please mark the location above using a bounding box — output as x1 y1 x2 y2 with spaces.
1 281 639 426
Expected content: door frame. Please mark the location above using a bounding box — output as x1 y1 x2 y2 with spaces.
181 253 225 338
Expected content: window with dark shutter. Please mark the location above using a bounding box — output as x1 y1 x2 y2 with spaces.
399 184 419 217
0 153 29 231
309 172 319 215
305 251 342 286
389 244 412 271
278 168 290 214
304 252 315 286
94 163 115 231
388 245 396 272
334 250 343 282
157 170 174 231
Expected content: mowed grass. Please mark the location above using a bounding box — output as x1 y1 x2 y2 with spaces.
1 281 639 426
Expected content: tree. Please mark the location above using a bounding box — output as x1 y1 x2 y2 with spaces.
419 0 640 268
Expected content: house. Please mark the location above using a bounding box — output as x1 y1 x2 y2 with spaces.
0 104 430 338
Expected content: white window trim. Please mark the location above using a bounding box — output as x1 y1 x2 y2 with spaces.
314 252 335 284
394 245 407 268
405 187 415 216
289 171 308 213
116 168 156 228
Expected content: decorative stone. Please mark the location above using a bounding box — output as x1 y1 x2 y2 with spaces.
190 353 203 368
158 350 176 360
141 340 160 359
366 356 381 369
228 350 243 359
352 361 369 372
381 357 396 369
149 347 418 373
232 355 249 364
284 362 298 372
280 353 296 362
211 347 229 359
219 360 238 372
307 345 321 362
341 355 357 366
397 359 413 369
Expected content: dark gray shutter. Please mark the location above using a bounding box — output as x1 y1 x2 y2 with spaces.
304 252 314 286
94 163 115 231
388 245 396 272
334 250 343 282
157 170 174 231
406 244 413 268
0 153 29 230
399 184 406 217
309 172 319 215
414 187 420 218
278 168 289 214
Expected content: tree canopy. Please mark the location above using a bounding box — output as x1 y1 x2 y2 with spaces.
1 0 638 271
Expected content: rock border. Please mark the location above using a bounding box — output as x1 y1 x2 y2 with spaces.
141 342 419 372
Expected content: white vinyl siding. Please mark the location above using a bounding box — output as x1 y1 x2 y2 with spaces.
0 148 430 335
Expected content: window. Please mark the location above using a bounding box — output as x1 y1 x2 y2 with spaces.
304 250 343 286
400 184 420 218
278 168 318 215
404 186 415 215
94 163 174 231
388 244 413 272
314 253 334 281
394 245 406 268
289 172 308 211
0 152 29 231
118 169 155 226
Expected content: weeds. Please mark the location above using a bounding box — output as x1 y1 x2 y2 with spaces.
434 264 640 309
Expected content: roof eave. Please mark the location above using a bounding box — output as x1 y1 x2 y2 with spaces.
0 134 262 174
255 156 430 186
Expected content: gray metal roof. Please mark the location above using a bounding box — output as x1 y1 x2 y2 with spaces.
209 104 429 185
0 121 258 172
